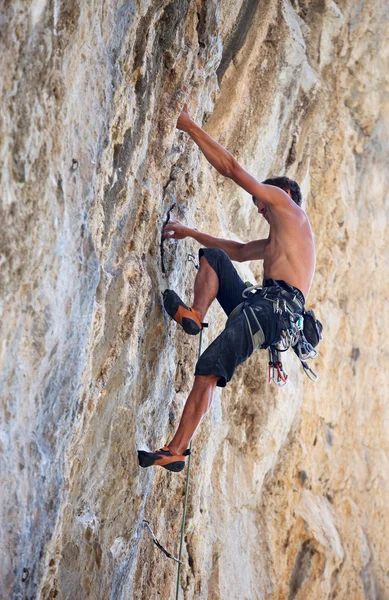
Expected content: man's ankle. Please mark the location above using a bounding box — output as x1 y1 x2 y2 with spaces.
192 306 203 321
167 444 185 456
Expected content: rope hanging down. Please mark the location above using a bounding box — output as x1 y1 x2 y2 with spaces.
175 253 204 599
142 327 204 586
142 253 206 599
176 337 203 598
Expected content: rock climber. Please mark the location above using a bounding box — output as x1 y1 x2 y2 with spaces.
138 104 316 472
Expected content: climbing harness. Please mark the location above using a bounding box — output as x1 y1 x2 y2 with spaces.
230 281 322 386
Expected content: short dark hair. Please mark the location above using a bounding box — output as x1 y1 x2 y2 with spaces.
259 176 302 207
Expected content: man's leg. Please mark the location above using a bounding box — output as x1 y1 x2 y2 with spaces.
197 248 247 316
162 254 222 335
166 257 220 453
167 251 249 453
164 248 248 334
167 374 218 454
192 256 219 321
138 250 251 470
138 308 261 471
167 305 258 454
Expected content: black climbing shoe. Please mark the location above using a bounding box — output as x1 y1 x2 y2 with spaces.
137 445 191 473
163 290 202 335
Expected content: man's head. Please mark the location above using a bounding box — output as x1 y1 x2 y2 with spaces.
252 176 302 214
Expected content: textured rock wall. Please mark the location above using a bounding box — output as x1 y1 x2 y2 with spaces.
1 1 388 598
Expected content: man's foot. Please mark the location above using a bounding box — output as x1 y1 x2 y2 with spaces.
163 290 202 335
137 445 191 472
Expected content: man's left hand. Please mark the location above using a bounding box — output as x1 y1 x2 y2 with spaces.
163 220 190 240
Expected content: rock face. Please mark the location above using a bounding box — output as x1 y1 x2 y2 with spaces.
1 1 388 598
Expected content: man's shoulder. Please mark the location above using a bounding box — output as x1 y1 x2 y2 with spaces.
271 202 307 225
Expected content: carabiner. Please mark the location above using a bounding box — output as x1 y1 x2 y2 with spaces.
268 362 273 384
301 343 318 360
303 364 319 381
275 362 288 386
187 254 199 270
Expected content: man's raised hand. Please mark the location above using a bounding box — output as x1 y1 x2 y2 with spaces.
163 220 190 240
176 103 192 132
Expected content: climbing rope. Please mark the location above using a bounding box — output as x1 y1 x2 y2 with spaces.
174 253 205 598
175 321 203 600
142 252 205 597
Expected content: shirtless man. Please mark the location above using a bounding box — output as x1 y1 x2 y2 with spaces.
138 104 316 472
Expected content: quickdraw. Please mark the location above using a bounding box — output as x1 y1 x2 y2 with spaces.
143 520 183 564
292 332 319 381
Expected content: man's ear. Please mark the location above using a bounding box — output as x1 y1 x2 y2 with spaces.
285 188 291 198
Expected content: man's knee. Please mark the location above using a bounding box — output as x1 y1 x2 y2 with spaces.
199 248 231 277
194 374 219 387
200 247 229 262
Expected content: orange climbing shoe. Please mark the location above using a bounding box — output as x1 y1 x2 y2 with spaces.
137 446 191 472
163 290 202 335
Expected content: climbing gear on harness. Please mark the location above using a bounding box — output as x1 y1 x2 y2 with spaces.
137 445 191 472
268 346 288 386
250 280 322 384
143 520 183 564
163 289 204 335
288 309 322 381
228 279 322 385
291 337 319 381
303 309 323 348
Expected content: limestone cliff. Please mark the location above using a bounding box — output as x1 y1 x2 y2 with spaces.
1 1 388 599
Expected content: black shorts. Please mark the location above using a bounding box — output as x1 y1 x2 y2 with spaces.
194 248 304 387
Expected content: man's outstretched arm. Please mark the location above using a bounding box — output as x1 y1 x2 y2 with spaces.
164 220 267 262
177 104 293 209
